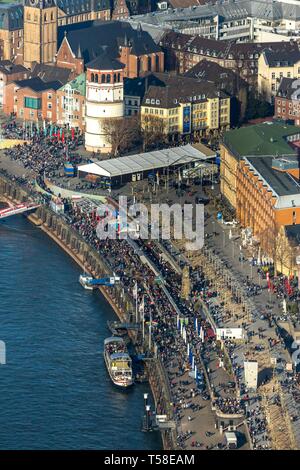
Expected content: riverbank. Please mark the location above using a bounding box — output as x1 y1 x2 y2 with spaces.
28 212 174 449
0 176 174 450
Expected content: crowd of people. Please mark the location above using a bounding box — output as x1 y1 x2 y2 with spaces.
2 121 84 176
1 120 289 450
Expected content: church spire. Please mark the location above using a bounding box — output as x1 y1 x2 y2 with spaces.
77 43 82 59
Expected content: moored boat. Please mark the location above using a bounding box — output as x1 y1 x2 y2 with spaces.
104 337 133 388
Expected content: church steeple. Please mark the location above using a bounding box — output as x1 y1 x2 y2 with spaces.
23 0 58 68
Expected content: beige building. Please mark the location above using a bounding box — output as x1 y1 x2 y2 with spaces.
141 74 230 140
0 3 23 63
258 49 300 103
23 0 57 69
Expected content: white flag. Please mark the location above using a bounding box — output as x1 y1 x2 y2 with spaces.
133 282 138 299
139 295 145 313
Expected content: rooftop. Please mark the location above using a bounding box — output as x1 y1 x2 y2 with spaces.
78 144 212 178
246 155 300 197
59 72 86 95
58 21 162 64
31 62 72 86
263 49 300 67
161 30 299 60
223 122 300 159
86 51 125 71
0 60 27 75
14 77 62 92
142 72 228 108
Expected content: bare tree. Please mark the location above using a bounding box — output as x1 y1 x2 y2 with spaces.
259 225 278 263
275 226 294 275
141 114 168 151
102 115 140 157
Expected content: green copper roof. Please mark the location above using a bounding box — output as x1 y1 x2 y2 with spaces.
59 73 86 96
223 121 300 158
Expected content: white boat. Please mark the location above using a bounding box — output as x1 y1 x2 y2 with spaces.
79 273 121 290
104 337 133 388
79 274 94 290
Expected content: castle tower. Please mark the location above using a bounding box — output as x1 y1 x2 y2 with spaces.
23 0 57 68
85 53 125 153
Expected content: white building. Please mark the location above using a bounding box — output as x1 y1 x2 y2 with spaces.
244 360 258 390
216 328 244 341
85 53 125 153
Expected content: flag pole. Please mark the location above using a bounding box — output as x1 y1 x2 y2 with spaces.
142 295 145 341
135 281 138 324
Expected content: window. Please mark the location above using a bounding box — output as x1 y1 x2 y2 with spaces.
106 74 111 83
91 73 94 82
95 74 98 83
48 93 52 100
47 103 52 109
101 74 105 83
24 97 41 109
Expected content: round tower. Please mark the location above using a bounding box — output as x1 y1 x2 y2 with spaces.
85 53 125 153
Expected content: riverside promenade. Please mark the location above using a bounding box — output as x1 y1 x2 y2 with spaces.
0 170 253 450
0 173 177 450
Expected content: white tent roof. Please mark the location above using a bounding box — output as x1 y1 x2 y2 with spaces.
78 144 215 178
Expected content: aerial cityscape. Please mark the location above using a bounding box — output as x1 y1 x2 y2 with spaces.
1 0 300 456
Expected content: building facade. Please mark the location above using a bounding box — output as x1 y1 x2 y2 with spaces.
133 0 300 43
4 76 61 121
221 122 300 254
85 54 125 153
275 224 300 276
258 50 300 103
185 59 248 125
160 30 299 90
275 77 300 125
56 72 86 130
0 60 28 108
141 74 230 139
0 3 23 63
112 0 130 20
55 22 164 80
23 0 57 68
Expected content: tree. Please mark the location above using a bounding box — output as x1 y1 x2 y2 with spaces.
259 225 278 264
244 91 274 122
141 114 168 151
275 226 294 276
101 115 140 157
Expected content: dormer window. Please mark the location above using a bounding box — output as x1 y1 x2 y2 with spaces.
156 99 160 104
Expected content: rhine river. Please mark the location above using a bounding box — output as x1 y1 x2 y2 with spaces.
0 215 162 450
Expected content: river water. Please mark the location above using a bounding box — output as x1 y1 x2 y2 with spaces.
0 216 162 450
